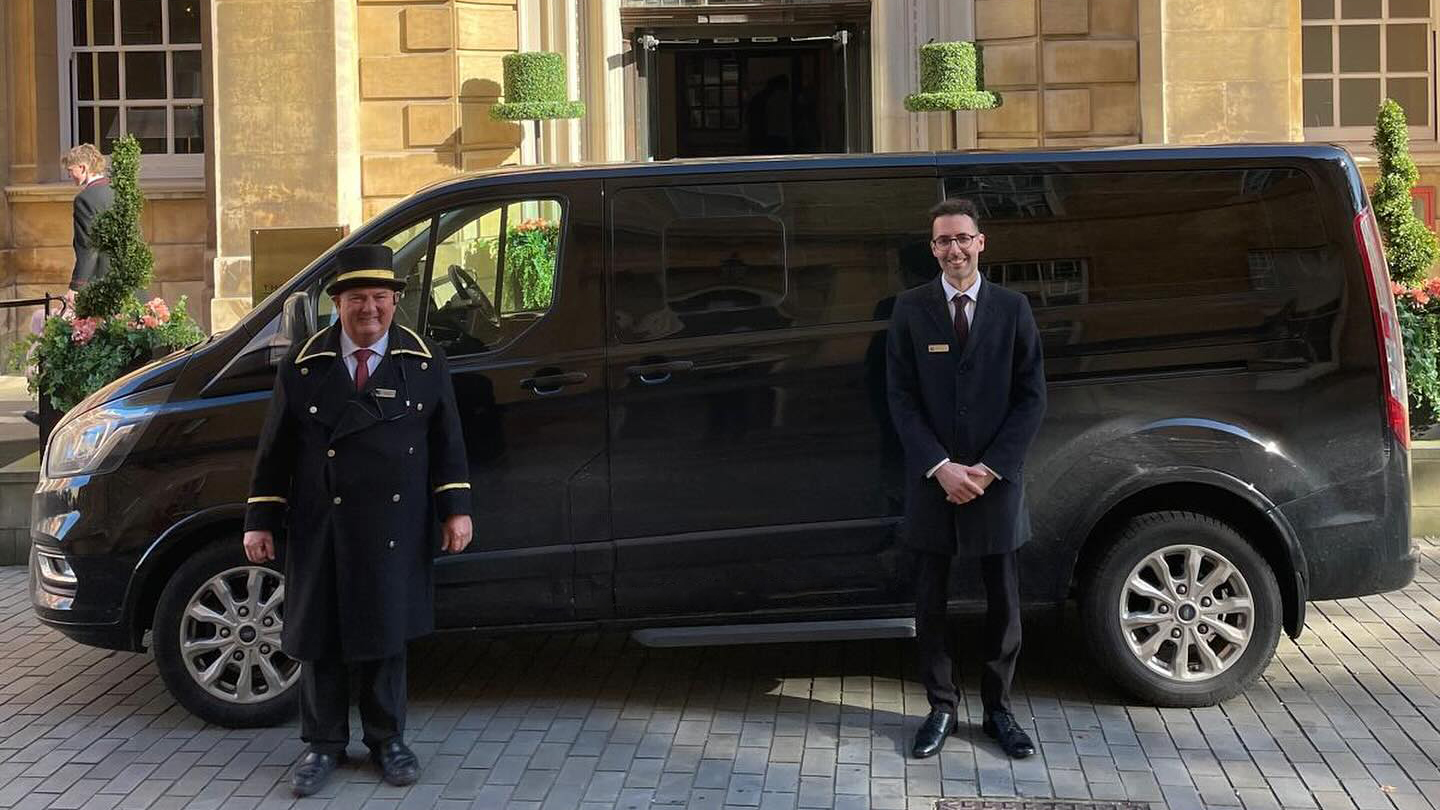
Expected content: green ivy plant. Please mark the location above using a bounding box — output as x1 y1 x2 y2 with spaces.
487 218 558 311
1374 98 1440 435
11 135 203 413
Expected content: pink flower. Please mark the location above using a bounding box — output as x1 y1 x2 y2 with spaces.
1425 277 1440 297
1392 281 1408 297
1414 289 1431 306
71 317 101 345
145 297 170 323
140 315 159 329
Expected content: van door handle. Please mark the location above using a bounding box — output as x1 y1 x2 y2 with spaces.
521 370 588 395
625 360 694 385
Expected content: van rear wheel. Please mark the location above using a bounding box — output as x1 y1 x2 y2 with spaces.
152 540 300 727
1080 510 1281 707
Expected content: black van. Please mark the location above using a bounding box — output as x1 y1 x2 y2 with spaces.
30 145 1417 727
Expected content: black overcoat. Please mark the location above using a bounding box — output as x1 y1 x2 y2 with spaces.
244 323 471 661
885 276 1047 556
70 178 113 289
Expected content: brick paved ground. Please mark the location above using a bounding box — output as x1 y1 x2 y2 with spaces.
0 540 1438 810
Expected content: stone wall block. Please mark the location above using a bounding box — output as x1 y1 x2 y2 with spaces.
1043 41 1138 84
977 0 1037 40
361 101 407 151
10 202 71 248
360 54 454 99
1166 82 1228 143
1166 30 1291 83
458 54 506 99
457 6 518 51
402 6 452 51
461 148 520 172
978 90 1039 135
1089 0 1139 37
149 199 208 245
1042 0 1090 35
151 244 208 282
461 103 523 146
10 247 73 285
1162 0 1225 31
1088 84 1140 134
358 6 402 56
361 154 461 198
984 42 1040 86
406 103 458 147
1045 88 1093 132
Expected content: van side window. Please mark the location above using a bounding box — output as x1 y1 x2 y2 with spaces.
423 199 563 357
611 178 937 342
945 169 1341 372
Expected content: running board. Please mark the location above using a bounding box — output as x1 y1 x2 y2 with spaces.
632 618 916 648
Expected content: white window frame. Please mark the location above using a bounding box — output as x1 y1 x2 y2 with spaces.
1302 0 1434 143
56 0 204 179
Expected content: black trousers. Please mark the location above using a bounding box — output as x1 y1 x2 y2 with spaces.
914 549 1021 716
299 651 407 755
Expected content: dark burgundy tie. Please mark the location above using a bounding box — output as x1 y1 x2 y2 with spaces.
952 293 969 350
353 348 373 391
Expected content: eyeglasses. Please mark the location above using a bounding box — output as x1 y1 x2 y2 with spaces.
931 234 979 250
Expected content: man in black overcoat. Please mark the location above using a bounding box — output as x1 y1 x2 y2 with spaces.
242 245 474 795
62 143 113 290
886 198 1046 759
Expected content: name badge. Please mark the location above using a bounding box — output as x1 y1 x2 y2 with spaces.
374 388 397 399
928 344 950 353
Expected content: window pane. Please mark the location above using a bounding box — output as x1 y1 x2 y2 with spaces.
1387 24 1428 72
1303 26 1333 73
75 0 116 46
1305 79 1336 126
125 51 167 99
72 0 88 46
169 0 201 43
1339 77 1382 124
1387 77 1430 125
1389 0 1430 16
76 52 95 101
1339 25 1381 72
173 50 201 98
99 106 120 152
127 106 168 154
499 200 563 315
173 104 203 153
77 105 98 147
98 52 119 100
1342 0 1382 16
120 0 162 44
1303 0 1334 18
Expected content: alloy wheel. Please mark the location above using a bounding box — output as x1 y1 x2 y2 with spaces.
1118 544 1255 682
178 566 299 704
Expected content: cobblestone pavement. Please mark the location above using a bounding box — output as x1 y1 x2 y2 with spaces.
1 540 1438 810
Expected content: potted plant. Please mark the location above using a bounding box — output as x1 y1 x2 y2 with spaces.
12 135 204 439
904 41 1001 113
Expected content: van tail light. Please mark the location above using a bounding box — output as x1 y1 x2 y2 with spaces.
1354 207 1410 449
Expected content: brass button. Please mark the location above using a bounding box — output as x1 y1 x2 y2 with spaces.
387 540 396 549
308 406 318 414
392 493 401 502
416 402 424 411
326 449 335 458
408 447 414 455
300 367 310 376
421 361 428 370
332 496 342 505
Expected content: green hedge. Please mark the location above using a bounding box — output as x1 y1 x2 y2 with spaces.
490 52 585 121
904 42 1000 112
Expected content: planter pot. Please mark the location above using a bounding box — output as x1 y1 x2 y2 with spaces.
1411 438 1440 534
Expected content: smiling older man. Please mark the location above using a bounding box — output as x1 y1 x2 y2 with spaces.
243 244 473 796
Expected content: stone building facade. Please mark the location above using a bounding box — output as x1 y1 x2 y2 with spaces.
0 0 1424 335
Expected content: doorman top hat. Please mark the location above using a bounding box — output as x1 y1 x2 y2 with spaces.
324 245 406 296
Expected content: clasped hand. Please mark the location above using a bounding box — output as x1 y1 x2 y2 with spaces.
935 462 994 504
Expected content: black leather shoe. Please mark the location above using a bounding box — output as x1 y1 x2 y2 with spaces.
372 739 420 786
911 709 959 758
983 710 1035 758
290 749 346 797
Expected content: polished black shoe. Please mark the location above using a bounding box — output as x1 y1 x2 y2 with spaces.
290 749 346 797
983 710 1036 759
911 709 959 759
372 739 420 786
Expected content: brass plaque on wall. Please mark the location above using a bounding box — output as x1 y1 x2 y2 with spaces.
249 226 348 307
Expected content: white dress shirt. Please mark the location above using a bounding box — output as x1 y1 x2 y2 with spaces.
339 328 388 382
925 272 1000 481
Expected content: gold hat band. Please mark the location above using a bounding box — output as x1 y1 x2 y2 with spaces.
331 269 395 284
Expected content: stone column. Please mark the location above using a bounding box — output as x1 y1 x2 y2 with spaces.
206 0 362 331
1150 0 1300 143
872 0 978 153
7 0 59 185
580 0 625 162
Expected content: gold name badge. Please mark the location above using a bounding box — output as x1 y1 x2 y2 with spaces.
375 388 397 398
928 344 950 353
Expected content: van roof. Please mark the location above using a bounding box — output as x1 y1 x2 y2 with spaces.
416 142 1359 196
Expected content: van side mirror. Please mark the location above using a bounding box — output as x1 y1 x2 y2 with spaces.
279 291 315 348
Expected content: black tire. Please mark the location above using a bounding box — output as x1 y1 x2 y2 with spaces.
152 539 301 727
1080 510 1282 707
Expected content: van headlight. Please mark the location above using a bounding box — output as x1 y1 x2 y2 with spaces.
44 390 165 478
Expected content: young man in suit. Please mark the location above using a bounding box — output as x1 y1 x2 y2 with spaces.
62 143 114 290
886 198 1047 759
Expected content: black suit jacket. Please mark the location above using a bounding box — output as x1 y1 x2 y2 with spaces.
885 276 1046 556
70 178 114 289
244 323 472 661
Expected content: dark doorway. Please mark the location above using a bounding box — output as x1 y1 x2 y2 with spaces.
651 43 848 160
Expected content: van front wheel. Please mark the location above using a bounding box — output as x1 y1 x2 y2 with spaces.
1080 511 1281 707
152 540 301 727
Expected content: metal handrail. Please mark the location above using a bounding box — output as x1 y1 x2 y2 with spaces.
0 293 69 318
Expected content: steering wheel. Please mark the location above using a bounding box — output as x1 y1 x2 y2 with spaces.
446 264 496 323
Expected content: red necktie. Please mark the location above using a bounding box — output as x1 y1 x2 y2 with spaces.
353 348 373 391
952 293 969 350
